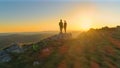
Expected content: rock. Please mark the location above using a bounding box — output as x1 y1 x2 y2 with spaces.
0 50 11 63
22 44 32 51
0 55 11 63
42 48 50 52
5 43 24 53
33 61 40 66
58 33 72 40
50 33 72 40
0 50 6 56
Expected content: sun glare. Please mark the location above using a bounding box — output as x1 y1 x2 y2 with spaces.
81 23 91 31
80 19 92 31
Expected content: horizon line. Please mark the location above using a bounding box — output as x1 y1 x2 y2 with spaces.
0 25 119 33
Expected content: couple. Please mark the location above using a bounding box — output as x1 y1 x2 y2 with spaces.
59 19 67 33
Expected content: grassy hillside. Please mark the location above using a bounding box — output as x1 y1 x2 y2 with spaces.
0 28 120 68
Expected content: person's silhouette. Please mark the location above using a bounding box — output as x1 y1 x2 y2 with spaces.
59 19 63 33
64 20 67 33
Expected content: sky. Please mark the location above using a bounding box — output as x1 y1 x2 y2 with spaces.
0 0 120 33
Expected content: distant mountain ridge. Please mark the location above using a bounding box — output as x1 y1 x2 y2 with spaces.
0 32 57 50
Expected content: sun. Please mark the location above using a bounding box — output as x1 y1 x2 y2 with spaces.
72 14 93 31
80 19 92 31
81 23 91 31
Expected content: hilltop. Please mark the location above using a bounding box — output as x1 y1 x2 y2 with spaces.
0 26 120 68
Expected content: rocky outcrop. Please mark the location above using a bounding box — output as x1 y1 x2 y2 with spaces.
0 33 72 63
50 33 72 40
0 43 23 63
0 50 11 63
5 43 24 53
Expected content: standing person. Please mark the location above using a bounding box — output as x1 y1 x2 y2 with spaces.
59 19 63 33
64 20 67 33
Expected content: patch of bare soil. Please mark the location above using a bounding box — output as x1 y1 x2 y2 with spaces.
38 47 53 59
109 37 120 48
59 45 69 55
73 60 82 68
58 60 67 68
89 46 97 53
91 61 99 68
103 46 115 55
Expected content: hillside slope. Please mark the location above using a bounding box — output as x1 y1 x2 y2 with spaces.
0 29 120 68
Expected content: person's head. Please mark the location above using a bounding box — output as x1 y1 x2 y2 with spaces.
60 19 62 22
64 20 66 23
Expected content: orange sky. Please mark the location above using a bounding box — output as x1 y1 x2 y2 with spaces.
0 1 120 33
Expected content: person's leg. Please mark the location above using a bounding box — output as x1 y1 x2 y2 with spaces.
60 27 63 33
61 27 63 33
65 27 66 33
59 27 61 33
